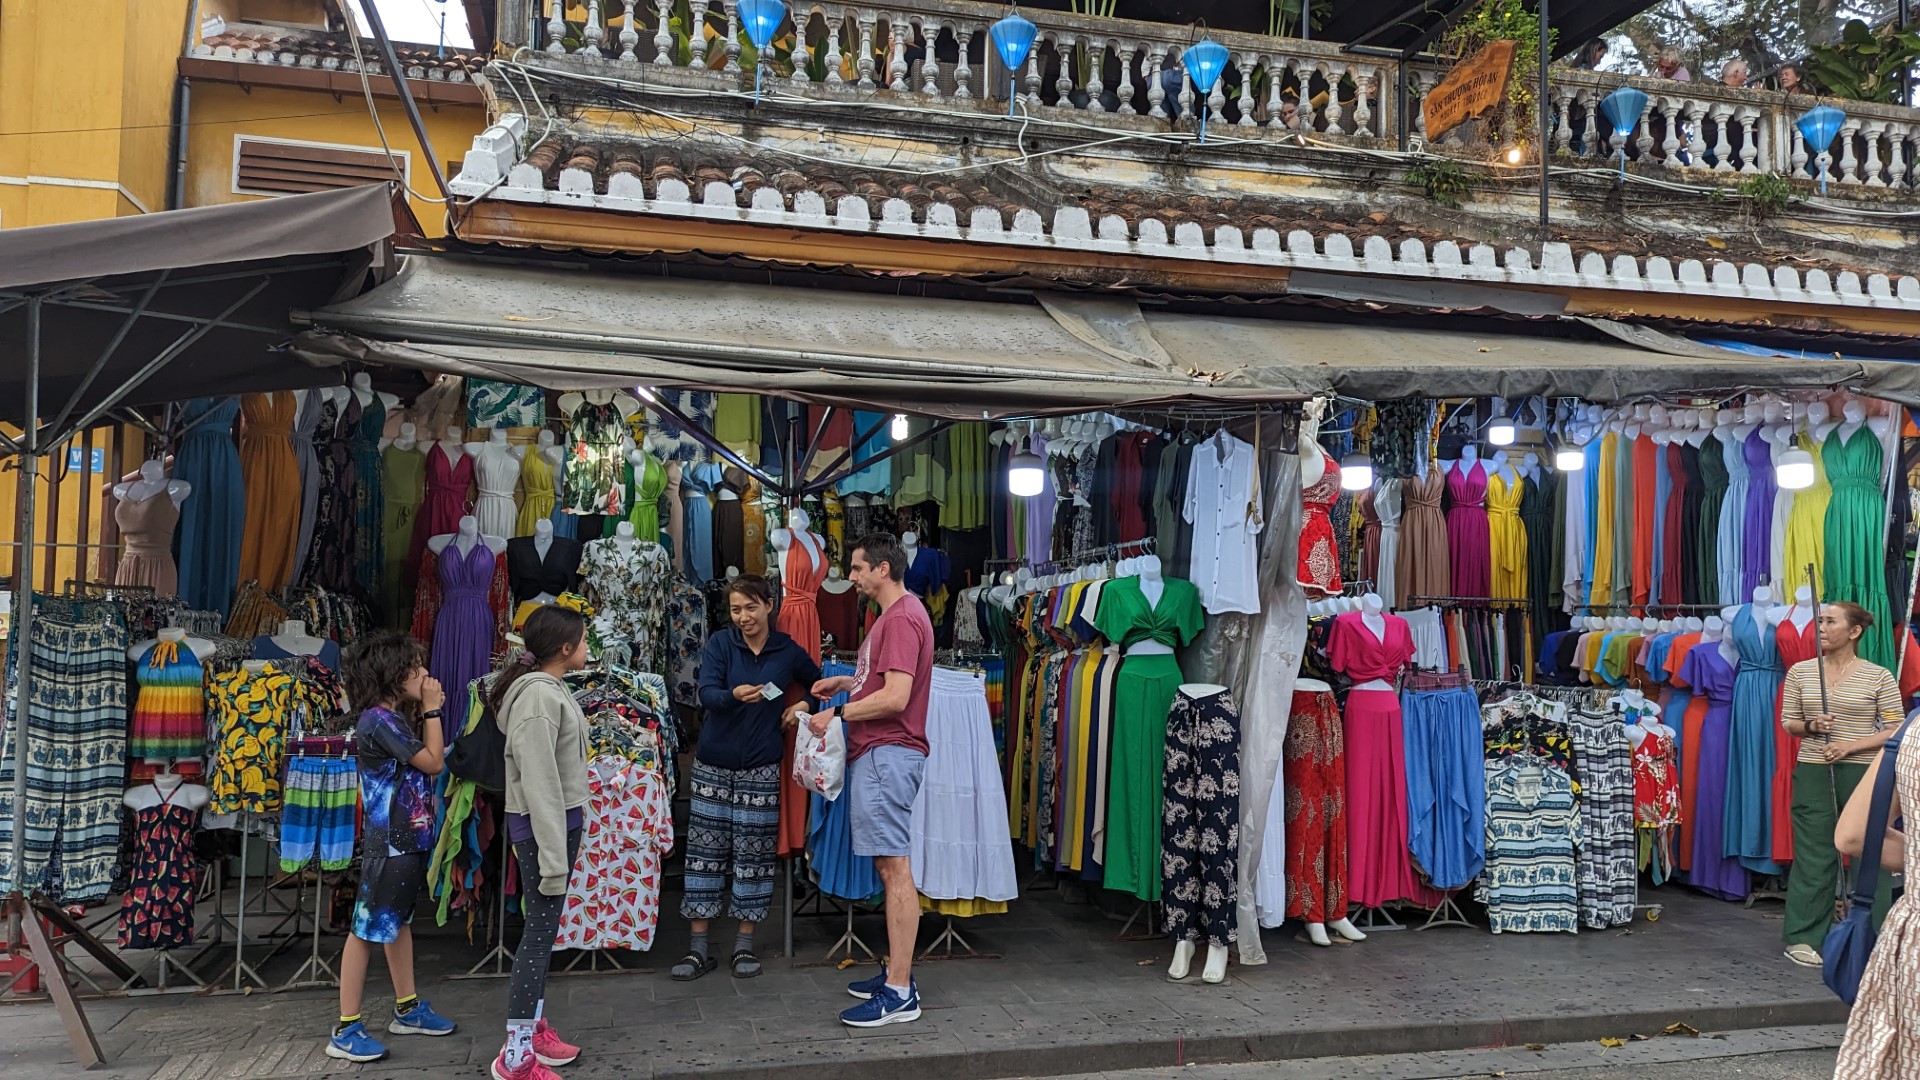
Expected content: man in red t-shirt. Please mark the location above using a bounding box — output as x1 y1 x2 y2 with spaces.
808 532 933 1027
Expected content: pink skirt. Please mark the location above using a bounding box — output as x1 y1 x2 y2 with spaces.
1342 689 1444 909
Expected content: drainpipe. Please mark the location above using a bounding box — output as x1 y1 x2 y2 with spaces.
167 0 203 210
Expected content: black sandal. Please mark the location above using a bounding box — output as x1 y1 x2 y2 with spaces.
670 952 717 981
730 949 762 979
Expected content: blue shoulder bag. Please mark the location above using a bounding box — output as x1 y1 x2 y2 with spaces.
1823 720 1908 1004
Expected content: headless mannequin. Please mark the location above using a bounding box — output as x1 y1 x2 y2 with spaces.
128 624 216 665
1353 594 1393 693
1170 608 1235 985
537 427 565 470
1710 611 1738 664
313 386 350 435
901 530 922 575
608 521 641 551
772 508 824 577
527 519 561 604
124 764 210 814
114 459 191 507
821 565 854 594
557 389 644 425
382 421 423 454
1788 585 1815 631
488 427 526 459
1522 451 1542 485
438 425 469 466
1492 449 1517 488
427 515 509 558
1808 400 1838 444
1445 443 1480 478
350 372 399 418
269 619 328 659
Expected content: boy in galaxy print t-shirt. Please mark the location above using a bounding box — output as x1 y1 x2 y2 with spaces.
325 632 457 1064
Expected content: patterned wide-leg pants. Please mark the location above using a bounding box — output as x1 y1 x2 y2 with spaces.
1283 687 1348 924
680 760 781 922
1162 688 1242 947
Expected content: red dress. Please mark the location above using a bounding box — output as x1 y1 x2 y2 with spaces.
1631 435 1657 607
1283 687 1347 923
1443 461 1490 599
1327 613 1438 908
1773 615 1819 863
1299 446 1343 597
775 534 829 859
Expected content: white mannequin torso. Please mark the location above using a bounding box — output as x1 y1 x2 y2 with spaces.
124 772 209 813
428 516 509 557
128 626 215 663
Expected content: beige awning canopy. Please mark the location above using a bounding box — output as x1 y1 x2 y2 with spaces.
294 253 1920 415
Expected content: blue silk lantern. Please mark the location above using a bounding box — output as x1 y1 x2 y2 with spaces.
990 11 1038 117
1797 106 1845 194
1182 38 1228 143
736 0 784 100
1598 86 1648 182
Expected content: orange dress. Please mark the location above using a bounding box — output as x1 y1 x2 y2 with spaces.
237 393 301 592
1772 616 1819 863
1632 435 1657 607
775 531 829 859
1665 632 1708 872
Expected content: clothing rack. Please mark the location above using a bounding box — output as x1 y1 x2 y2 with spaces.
1568 602 1725 613
1406 594 1531 609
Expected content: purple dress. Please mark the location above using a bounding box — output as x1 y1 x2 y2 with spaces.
1678 642 1751 901
430 540 497 740
1445 461 1491 598
1740 429 1774 597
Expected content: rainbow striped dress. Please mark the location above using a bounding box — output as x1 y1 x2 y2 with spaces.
131 640 205 762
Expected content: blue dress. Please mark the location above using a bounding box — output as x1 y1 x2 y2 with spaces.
681 462 719 585
173 397 244 615
841 411 892 495
1717 433 1748 607
1678 642 1750 901
1725 605 1785 876
806 662 882 902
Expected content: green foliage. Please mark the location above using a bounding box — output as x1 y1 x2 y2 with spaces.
1440 0 1556 145
1806 19 1920 103
1404 157 1476 209
1269 0 1331 40
1736 171 1794 218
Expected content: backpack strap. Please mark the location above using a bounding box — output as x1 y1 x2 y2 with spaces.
1851 720 1910 909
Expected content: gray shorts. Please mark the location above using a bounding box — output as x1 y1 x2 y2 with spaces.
848 745 925 858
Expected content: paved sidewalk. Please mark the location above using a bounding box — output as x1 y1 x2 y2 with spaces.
0 885 1848 1080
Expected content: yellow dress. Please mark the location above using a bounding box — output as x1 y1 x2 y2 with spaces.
514 447 557 537
1589 433 1618 606
1487 471 1528 599
1781 428 1829 595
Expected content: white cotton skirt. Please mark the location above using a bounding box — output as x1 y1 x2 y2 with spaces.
911 666 1020 902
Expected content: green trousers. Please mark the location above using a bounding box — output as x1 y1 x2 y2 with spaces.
1785 761 1894 949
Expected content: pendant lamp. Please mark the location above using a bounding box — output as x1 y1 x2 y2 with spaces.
890 412 910 441
1797 106 1845 195
1008 440 1045 496
1486 413 1517 446
1599 86 1649 183
1553 443 1585 472
1182 38 1229 144
1776 436 1815 490
989 10 1038 117
1339 451 1374 491
736 0 785 100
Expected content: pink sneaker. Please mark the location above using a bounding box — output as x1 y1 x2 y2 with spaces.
490 1051 561 1080
532 1019 580 1067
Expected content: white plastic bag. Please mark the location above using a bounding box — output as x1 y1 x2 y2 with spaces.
792 716 846 800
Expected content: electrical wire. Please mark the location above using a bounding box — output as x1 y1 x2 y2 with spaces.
334 0 448 204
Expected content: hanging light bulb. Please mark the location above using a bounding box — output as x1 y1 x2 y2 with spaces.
890 413 910 441
1554 443 1586 472
1486 413 1517 446
1339 452 1374 491
1777 434 1815 490
1008 441 1045 497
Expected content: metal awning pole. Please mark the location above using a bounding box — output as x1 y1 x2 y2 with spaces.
8 298 37 896
1538 0 1551 228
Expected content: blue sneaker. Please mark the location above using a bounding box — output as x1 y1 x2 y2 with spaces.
388 998 457 1036
326 1021 388 1062
840 983 921 1027
846 967 890 1000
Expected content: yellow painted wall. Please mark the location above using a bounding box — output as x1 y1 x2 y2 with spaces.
183 81 485 236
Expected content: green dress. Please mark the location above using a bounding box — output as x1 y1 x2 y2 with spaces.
1823 426 1893 669
628 451 667 544
380 445 426 629
1092 574 1205 902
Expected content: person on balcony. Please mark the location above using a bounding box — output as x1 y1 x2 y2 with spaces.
1573 39 1608 70
1655 46 1692 82
1719 58 1751 89
1775 62 1806 94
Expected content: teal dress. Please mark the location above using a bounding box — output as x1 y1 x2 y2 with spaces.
1823 427 1894 669
1725 604 1785 876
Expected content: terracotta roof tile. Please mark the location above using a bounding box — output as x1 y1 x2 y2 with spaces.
195 23 485 82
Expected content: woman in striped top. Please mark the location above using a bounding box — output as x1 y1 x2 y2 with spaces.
1779 601 1904 968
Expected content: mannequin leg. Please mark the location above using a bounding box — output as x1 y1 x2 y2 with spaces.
1168 940 1195 979
1329 917 1367 942
1303 922 1332 947
1201 944 1230 984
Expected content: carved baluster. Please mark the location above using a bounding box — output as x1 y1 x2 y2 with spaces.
1323 64 1345 135
1266 57 1286 130
1658 97 1681 166
1553 87 1574 156
723 0 741 72
1413 70 1431 143
1116 43 1137 115
1056 35 1076 106
824 11 845 84
584 0 605 53
1024 44 1042 109
953 26 973 98
617 0 640 60
1862 121 1887 186
1736 110 1758 172
1706 106 1730 171
1886 124 1911 189
548 0 568 53
653 0 674 63
688 1 710 67
1176 55 1195 123
1683 101 1706 166
1146 46 1167 119
1234 53 1256 127
1087 39 1108 113
856 11 876 88
1837 120 1861 184
792 9 814 86
1353 66 1375 137
887 17 908 91
1579 92 1598 157
921 19 941 96
1206 59 1227 130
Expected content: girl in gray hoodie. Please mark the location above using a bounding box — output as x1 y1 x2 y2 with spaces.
490 605 591 1080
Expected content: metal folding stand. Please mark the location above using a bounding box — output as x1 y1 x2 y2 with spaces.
1114 901 1161 941
217 827 272 992
452 843 517 980
555 949 646 975
1350 905 1407 932
1417 893 1473 931
278 872 339 990
1744 873 1787 909
823 906 877 964
916 917 997 961
123 949 206 994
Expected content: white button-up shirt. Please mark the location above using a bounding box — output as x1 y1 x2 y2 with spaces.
1183 432 1264 615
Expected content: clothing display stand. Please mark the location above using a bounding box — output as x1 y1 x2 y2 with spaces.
452 844 517 980
1350 905 1407 932
782 858 794 960
219 827 273 992
555 949 646 976
1417 893 1472 931
916 917 998 961
278 876 339 991
1113 901 1161 941
13 902 138 996
1744 874 1787 908
823 906 877 964
123 948 207 995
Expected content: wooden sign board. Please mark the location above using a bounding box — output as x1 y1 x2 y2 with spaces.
1423 40 1517 142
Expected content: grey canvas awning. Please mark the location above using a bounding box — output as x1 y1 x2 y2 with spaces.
294 252 1920 415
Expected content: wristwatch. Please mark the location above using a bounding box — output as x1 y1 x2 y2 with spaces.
422 708 444 721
